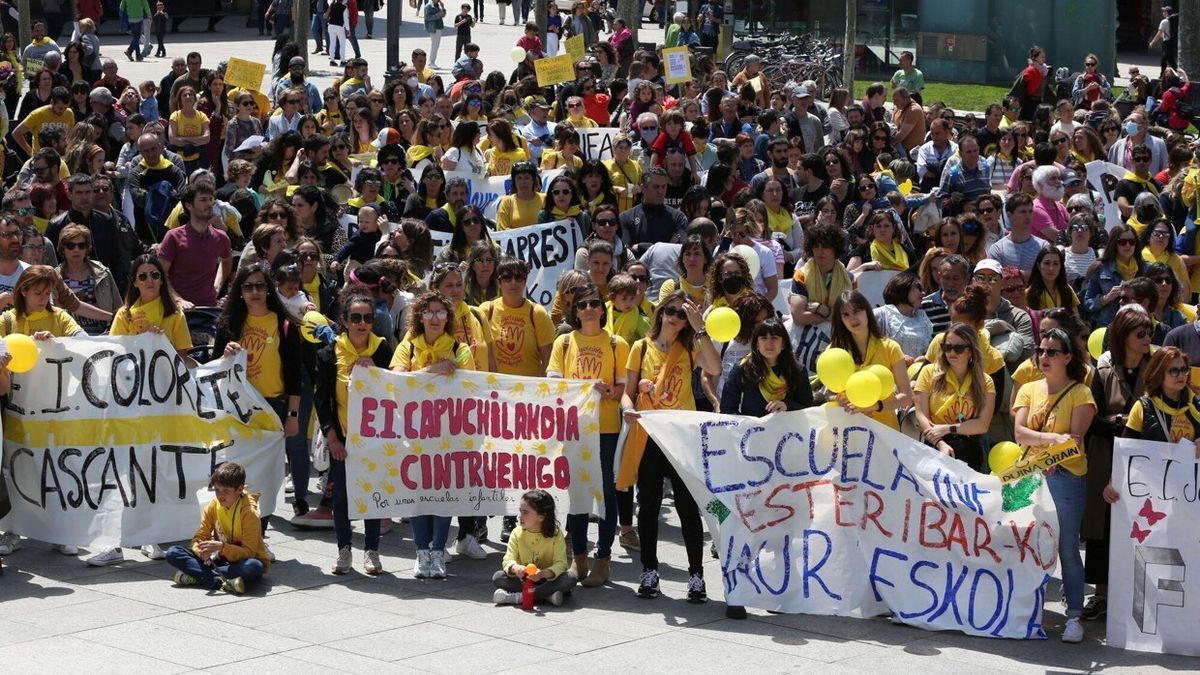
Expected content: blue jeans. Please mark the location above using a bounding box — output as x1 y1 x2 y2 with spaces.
1047 470 1087 615
566 433 619 559
347 22 362 58
165 545 264 589
411 515 451 550
127 21 143 54
331 457 381 550
311 13 327 50
268 392 312 509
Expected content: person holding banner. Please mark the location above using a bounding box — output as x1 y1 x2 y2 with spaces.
496 161 544 230
829 290 913 430
913 323 996 470
0 265 84 339
547 282 629 587
315 289 393 575
619 290 721 601
109 253 193 358
538 174 591 235
391 290 476 577
1013 327 1097 643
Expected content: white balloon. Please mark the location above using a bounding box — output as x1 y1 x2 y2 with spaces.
730 244 761 279
510 46 527 63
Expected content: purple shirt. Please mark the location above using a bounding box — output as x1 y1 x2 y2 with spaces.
158 223 231 306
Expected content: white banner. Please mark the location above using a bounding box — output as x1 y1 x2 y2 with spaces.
431 218 584 307
1084 160 1126 232
578 128 620 162
1107 438 1200 656
445 169 566 220
1 335 286 548
637 408 1059 639
856 270 900 308
345 368 602 518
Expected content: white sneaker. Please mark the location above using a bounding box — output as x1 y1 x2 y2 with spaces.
493 588 519 604
364 550 382 575
548 590 564 606
1062 617 1084 643
53 544 79 556
455 534 487 559
332 547 352 574
86 547 123 565
141 544 166 560
0 532 22 555
415 549 432 578
429 549 447 578
284 477 294 494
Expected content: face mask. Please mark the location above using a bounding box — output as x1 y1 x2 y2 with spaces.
721 275 744 294
407 77 418 87
1124 121 1140 136
640 129 658 143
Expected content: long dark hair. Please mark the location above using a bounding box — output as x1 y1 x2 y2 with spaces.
217 263 295 345
649 289 698 348
449 204 492 256
1097 223 1143 265
742 317 802 390
829 290 882 365
465 239 499 304
520 488 559 537
124 254 180 316
1041 327 1088 384
565 282 607 330
931 323 986 413
576 160 618 206
1026 246 1077 312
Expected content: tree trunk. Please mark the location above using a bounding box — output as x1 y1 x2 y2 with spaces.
1179 1 1199 76
535 0 547 42
617 0 638 43
842 0 856 94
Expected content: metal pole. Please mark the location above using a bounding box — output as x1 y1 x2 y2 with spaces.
296 0 310 63
717 0 732 61
16 0 30 52
843 0 856 94
386 0 403 75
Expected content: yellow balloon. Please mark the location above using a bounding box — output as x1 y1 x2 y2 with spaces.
816 348 855 393
300 310 331 344
1087 327 1106 360
704 306 741 343
898 178 913 196
845 370 882 409
988 441 1023 473
866 364 895 397
4 333 39 373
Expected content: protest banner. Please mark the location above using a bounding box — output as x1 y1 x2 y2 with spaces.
856 270 899 308
637 408 1059 639
1084 160 1126 232
224 57 268 93
1107 438 1200 656
578 128 620 162
565 34 585 62
790 322 831 374
995 440 1080 483
535 54 575 87
663 46 691 85
1 334 286 549
444 169 565 220
345 368 602 518
429 218 584 307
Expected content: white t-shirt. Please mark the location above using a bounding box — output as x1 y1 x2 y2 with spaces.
444 146 486 176
1160 17 1172 41
0 261 29 295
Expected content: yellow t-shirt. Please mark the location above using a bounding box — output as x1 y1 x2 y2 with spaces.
241 313 284 398
486 146 530 178
482 299 555 376
856 336 905 430
548 330 630 433
657 277 705 305
315 108 344 132
605 303 649 345
541 150 583 170
496 193 545 230
925 330 1005 375
1012 356 1094 390
1126 398 1200 443
914 366 996 426
1013 380 1096 476
445 302 493 372
627 338 698 411
110 297 194 352
604 158 642 213
0 307 81 337
389 335 476 372
170 109 211 161
24 105 75 151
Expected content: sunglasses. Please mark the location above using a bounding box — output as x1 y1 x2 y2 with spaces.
1035 347 1067 358
13 206 35 217
347 312 374 324
630 274 649 284
462 217 483 225
551 188 572 196
594 217 618 226
240 101 255 107
381 157 401 164
63 240 88 250
1117 238 1137 246
943 343 970 355
1053 137 1069 145
1167 366 1190 378
1135 329 1151 339
299 251 320 261
574 298 603 310
498 273 527 282
421 310 449 320
137 271 162 281
824 159 839 166
1085 61 1097 67
1067 206 1089 214
1152 230 1173 239
872 135 888 141
242 282 269 293
267 211 288 220
859 184 875 191
976 206 996 215
1133 156 1151 163
1070 223 1090 231
1154 277 1173 286
660 306 686 319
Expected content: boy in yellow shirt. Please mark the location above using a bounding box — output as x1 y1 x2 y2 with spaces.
604 273 649 344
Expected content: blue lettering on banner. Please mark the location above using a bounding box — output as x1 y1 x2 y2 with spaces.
802 529 841 600
701 419 742 493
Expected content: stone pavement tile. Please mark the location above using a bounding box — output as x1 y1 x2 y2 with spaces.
260 605 423 643
536 629 827 674
0 635 193 673
1098 649 1200 674
191 587 355 628
149 611 310 652
12 595 173 635
508 620 644 655
73 617 276 669
691 617 890 664
85 567 258 611
294 574 422 606
900 629 1161 674
0 617 53 647
325 622 491 662
555 607 679 639
0 568 115 613
749 611 932 647
437 602 565 639
277 645 419 673
835 649 1022 674
400 636 557 674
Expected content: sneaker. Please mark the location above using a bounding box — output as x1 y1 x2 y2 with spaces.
364 550 382 575
687 574 708 603
725 604 747 619
0 532 22 556
710 542 718 559
86 547 122 565
172 571 198 586
414 549 432 578
548 590 564 607
53 544 79 556
429 549 447 578
1062 617 1084 643
1080 595 1107 621
455 534 487 559
292 506 335 528
141 544 165 560
292 499 310 517
493 588 519 604
500 517 515 543
473 521 489 542
331 547 352 575
619 529 640 551
221 576 246 594
637 568 660 598
316 473 328 493
284 477 294 494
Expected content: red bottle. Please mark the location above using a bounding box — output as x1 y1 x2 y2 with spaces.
521 575 535 610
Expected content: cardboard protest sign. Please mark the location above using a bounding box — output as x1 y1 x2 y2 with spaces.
565 34 586 62
637 408 1059 639
345 368 602 518
995 440 1080 483
578 128 620 162
535 54 575 87
224 57 268 93
1108 438 1200 656
663 46 692 84
1 335 285 548
1084 160 1127 232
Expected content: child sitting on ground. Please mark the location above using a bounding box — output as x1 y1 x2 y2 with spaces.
604 273 649 345
166 462 270 594
493 489 577 607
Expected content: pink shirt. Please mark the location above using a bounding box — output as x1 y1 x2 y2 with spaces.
1031 195 1069 242
158 223 231 306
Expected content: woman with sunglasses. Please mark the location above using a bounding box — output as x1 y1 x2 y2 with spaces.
1010 309 1091 402
1026 247 1080 315
546 282 630 587
403 165 446 220
110 253 192 357
972 194 1005 249
828 290 913 430
465 240 499 306
618 290 720 602
913 322 996 471
55 224 121 336
434 205 493 266
573 203 632 270
1099 120 1122 153
295 236 335 315
842 174 886 242
1144 262 1190 335
314 289 393 575
1062 213 1098 287
538 173 591 232
1084 224 1144 327
848 211 914 276
1139 218 1189 296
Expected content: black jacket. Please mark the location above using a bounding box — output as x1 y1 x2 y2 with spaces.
314 338 394 442
212 310 306 397
719 359 813 417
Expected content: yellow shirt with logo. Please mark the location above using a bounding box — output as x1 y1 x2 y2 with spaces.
1012 380 1096 476
627 338 698 411
496 193 545 230
482 299 555 376
914 366 996 425
241 313 284 398
0 307 81 337
170 109 211 161
24 105 75 151
1126 398 1199 443
548 330 630 433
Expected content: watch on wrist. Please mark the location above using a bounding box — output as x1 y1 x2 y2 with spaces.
950 424 958 434
288 410 299 418
875 401 883 413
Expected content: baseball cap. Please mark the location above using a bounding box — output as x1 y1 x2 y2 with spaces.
372 127 402 148
791 84 811 99
974 259 1002 276
524 96 550 109
1061 169 1083 187
89 87 115 105
289 57 306 70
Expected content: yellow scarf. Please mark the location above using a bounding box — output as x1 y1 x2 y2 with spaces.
1039 289 1061 308
1149 395 1200 441
321 161 350 184
870 239 909 272
334 332 383 430
932 368 975 423
215 494 243 544
766 207 793 234
799 259 852 305
550 204 583 220
303 276 322 312
605 305 642 341
1143 247 1171 266
130 296 168 332
139 156 174 170
679 277 705 304
405 332 466 370
440 202 458 226
406 144 435 165
756 362 788 403
617 340 686 489
1115 256 1139 281
1123 170 1160 196
1069 149 1093 166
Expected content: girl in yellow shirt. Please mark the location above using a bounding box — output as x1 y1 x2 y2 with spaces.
540 126 584 170
1025 247 1081 314
496 162 545 230
829 290 913 430
110 254 193 358
0 265 83 340
913 323 996 472
169 85 211 173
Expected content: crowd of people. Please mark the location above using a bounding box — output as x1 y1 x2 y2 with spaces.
0 6 1197 640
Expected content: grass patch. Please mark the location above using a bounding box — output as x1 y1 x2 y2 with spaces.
853 81 1010 113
